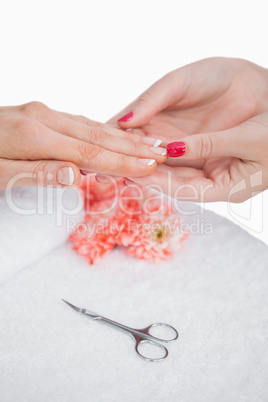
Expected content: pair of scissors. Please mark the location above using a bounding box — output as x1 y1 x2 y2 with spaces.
62 299 179 362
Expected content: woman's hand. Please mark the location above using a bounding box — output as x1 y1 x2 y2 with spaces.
0 102 167 190
113 57 268 169
109 57 268 202
126 113 268 202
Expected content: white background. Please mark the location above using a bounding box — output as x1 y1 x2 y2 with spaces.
0 0 267 245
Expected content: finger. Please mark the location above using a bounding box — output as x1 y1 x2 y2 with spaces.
127 171 225 202
164 158 205 169
37 129 160 178
59 138 160 178
0 158 81 190
95 166 203 185
22 101 149 147
95 174 120 183
56 111 101 128
20 101 102 128
3 119 162 178
22 103 168 163
166 121 261 161
115 70 188 128
156 164 205 178
41 114 168 163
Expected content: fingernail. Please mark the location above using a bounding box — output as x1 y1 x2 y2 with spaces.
95 175 109 183
150 146 167 156
138 159 156 166
57 167 75 185
118 111 133 123
124 179 135 186
123 177 134 182
167 141 186 157
80 169 89 176
142 137 162 146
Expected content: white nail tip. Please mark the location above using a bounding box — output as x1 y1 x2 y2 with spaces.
69 167 74 185
153 139 162 147
147 159 156 166
161 149 167 156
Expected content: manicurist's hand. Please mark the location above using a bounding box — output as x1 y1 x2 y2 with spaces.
113 57 268 169
0 102 167 190
111 57 268 202
126 113 268 202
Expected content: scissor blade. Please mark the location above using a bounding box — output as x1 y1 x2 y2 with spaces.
61 299 102 319
61 299 83 313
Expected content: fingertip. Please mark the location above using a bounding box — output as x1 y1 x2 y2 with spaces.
118 111 134 125
166 141 186 158
57 164 81 187
132 158 157 177
137 158 156 167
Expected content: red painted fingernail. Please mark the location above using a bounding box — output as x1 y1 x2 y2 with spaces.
118 111 133 123
167 141 186 157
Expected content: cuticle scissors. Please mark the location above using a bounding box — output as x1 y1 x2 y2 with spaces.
62 299 179 362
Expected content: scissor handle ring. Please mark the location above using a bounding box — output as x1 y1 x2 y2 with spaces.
144 323 179 343
135 338 168 362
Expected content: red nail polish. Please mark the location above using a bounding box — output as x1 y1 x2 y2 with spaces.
167 141 186 157
118 111 133 123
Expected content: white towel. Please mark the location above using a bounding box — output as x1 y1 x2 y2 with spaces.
0 187 268 402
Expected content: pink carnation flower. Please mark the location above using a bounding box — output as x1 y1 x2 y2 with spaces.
69 176 188 264
126 213 188 262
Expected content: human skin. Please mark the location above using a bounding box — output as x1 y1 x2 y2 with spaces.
0 102 167 190
110 57 268 202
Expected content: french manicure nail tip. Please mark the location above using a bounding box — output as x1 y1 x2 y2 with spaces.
138 158 156 166
57 167 74 186
161 149 167 156
69 167 75 185
153 139 162 147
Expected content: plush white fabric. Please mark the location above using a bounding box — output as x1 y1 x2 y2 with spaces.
0 187 268 402
0 187 84 283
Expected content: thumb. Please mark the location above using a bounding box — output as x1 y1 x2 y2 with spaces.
116 72 181 128
166 125 253 160
0 159 81 190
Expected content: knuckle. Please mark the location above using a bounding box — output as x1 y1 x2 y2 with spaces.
129 141 139 152
138 91 153 106
0 159 8 176
84 117 101 128
88 128 108 144
21 101 48 118
114 154 127 171
12 117 41 140
32 160 47 174
32 160 50 184
199 135 213 159
77 142 103 163
164 71 176 83
13 117 34 132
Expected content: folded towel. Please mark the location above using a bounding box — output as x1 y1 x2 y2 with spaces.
0 187 84 284
0 187 267 402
